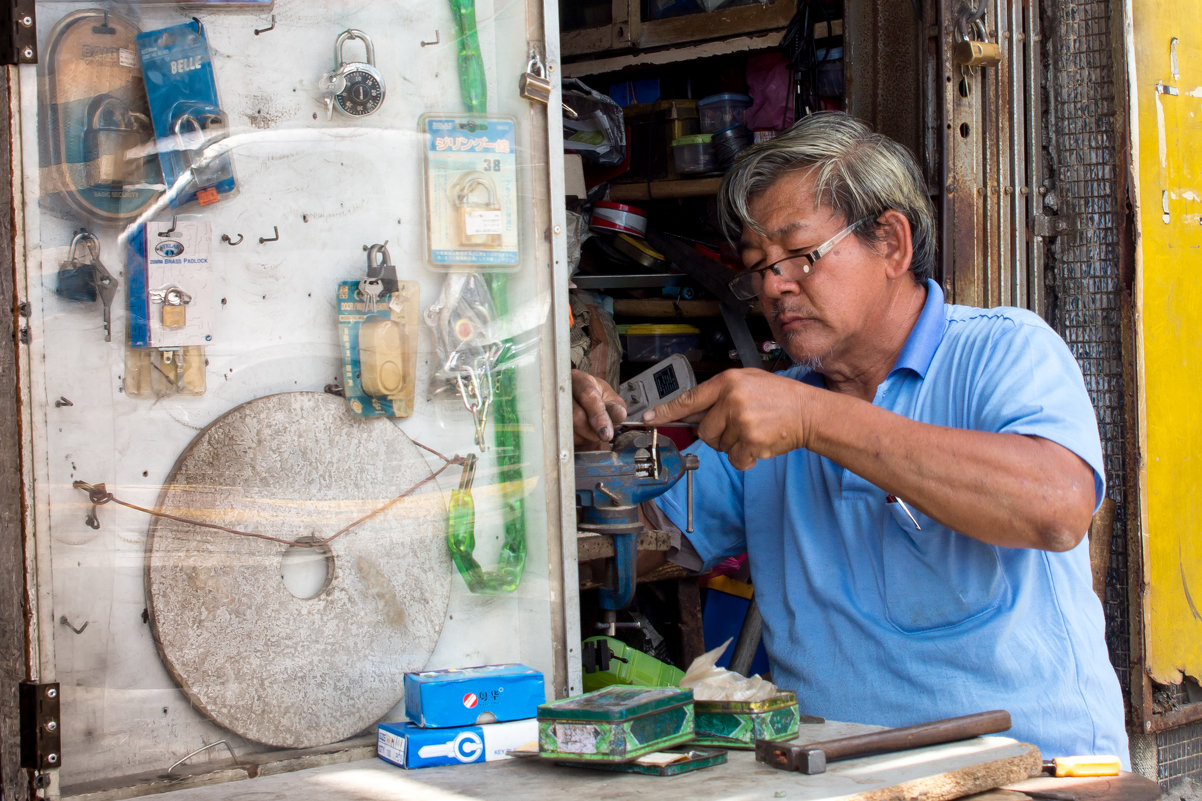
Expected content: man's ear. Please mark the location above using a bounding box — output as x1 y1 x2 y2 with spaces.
877 209 914 279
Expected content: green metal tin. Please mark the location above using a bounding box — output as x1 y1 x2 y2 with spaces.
537 686 695 762
691 691 800 749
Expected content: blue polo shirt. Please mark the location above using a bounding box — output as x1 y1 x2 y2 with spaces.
656 280 1128 765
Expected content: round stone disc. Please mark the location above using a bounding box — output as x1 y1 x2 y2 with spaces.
146 392 451 748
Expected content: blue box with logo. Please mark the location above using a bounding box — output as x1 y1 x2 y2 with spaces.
403 664 545 728
377 719 538 769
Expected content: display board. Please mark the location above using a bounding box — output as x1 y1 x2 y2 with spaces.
14 0 573 792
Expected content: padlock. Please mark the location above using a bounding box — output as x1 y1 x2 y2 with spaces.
151 286 192 329
519 53 553 106
953 39 1003 68
172 108 229 190
55 233 100 303
83 94 150 187
953 19 1003 69
326 29 385 118
453 172 503 249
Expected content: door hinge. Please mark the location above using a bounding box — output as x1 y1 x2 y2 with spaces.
2 0 37 64
19 681 62 771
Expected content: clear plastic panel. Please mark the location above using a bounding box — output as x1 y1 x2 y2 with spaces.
19 0 565 792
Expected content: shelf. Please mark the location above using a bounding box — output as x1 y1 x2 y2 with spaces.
613 299 723 317
572 272 692 290
608 176 723 201
563 30 785 77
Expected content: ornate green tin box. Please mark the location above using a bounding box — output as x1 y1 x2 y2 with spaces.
537 685 695 762
691 691 800 749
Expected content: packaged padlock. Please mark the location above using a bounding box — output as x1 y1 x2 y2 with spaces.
337 244 420 418
421 115 520 270
40 9 163 224
137 20 237 208
123 220 212 398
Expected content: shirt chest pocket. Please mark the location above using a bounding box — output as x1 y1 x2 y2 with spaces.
880 517 1008 633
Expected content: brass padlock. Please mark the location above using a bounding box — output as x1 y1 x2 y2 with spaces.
83 94 150 187
953 38 1003 68
519 52 552 105
151 286 192 329
453 172 503 249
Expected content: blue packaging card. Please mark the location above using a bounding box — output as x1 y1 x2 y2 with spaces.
404 664 545 728
377 719 537 769
137 21 236 207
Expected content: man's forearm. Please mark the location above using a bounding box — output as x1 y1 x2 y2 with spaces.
803 389 1097 551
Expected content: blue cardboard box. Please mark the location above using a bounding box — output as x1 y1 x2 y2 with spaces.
404 664 545 728
377 719 538 769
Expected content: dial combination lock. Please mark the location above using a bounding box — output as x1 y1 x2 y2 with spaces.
323 29 385 119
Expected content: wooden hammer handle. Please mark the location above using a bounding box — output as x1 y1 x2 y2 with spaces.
812 710 1012 762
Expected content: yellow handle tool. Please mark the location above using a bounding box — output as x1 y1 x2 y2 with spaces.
1043 755 1122 777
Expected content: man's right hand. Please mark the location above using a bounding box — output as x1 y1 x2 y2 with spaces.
572 369 627 449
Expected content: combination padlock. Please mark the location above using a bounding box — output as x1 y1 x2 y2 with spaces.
453 172 503 249
324 29 385 119
519 52 552 106
82 94 151 188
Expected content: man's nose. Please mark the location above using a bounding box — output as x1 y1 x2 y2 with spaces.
760 263 801 298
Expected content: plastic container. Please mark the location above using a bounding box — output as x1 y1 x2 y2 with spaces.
711 124 753 168
670 133 716 175
624 99 699 179
622 323 701 362
698 92 753 133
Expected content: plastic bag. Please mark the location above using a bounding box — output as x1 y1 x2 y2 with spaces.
680 638 779 701
563 78 626 167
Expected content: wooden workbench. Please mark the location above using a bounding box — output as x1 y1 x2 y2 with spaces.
115 720 1048 801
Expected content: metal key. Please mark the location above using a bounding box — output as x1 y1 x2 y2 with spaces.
358 277 382 312
76 234 119 342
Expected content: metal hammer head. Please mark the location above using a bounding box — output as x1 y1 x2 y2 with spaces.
755 740 827 774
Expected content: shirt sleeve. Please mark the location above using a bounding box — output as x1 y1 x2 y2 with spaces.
957 312 1106 508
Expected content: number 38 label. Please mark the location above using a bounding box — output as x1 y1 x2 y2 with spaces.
423 116 520 269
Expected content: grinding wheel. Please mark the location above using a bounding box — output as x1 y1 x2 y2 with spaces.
146 392 452 748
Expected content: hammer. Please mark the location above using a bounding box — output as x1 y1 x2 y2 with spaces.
755 709 1012 774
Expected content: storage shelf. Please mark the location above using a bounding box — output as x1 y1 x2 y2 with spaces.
608 176 723 201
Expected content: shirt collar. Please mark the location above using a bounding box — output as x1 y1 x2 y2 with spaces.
890 278 947 378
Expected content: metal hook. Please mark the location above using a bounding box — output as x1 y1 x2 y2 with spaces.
258 225 279 244
220 233 243 246
254 14 276 35
159 216 178 237
421 30 440 47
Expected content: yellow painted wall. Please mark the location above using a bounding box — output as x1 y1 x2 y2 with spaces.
1130 5 1202 682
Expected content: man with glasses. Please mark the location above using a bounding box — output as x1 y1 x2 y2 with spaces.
572 111 1128 766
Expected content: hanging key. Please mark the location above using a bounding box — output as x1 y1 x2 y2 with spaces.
358 277 383 313
92 255 119 342
519 50 552 105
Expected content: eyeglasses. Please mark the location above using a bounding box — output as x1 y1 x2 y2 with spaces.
728 216 875 301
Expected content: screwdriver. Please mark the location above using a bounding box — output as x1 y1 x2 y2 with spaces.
1042 755 1122 777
